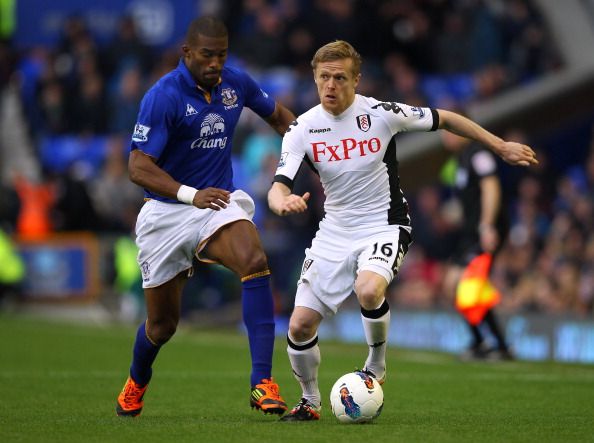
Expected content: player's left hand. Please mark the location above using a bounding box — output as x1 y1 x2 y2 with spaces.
194 187 231 210
279 192 310 216
498 141 538 166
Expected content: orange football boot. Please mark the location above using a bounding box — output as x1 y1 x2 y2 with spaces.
116 377 148 417
250 377 287 415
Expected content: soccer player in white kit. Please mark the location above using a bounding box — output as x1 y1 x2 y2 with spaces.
268 40 538 421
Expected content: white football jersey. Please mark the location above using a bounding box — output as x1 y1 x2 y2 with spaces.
274 94 438 227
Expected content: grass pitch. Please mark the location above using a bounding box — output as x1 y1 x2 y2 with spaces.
1 313 593 443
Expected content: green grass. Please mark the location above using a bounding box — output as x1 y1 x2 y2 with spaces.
1 313 593 443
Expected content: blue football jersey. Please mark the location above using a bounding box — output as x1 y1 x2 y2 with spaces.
130 58 276 202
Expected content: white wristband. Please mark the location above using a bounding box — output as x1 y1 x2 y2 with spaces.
177 185 198 205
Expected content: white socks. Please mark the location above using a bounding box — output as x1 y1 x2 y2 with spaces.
287 333 321 408
361 299 390 379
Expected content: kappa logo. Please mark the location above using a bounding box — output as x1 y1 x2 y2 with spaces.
371 102 407 117
393 244 406 273
185 103 198 116
356 114 371 132
285 120 299 133
132 123 150 142
309 127 331 134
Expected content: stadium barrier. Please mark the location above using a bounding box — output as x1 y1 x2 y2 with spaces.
279 309 594 365
12 233 593 364
16 233 100 302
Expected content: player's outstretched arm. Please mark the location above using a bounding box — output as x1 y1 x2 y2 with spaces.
436 109 538 166
268 182 310 216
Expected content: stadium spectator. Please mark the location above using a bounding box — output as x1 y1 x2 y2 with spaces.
49 167 100 231
267 40 536 421
38 78 70 134
408 185 457 261
578 234 594 315
585 145 594 199
114 16 295 418
0 38 16 88
390 245 443 309
383 53 428 108
89 135 143 233
306 0 361 54
436 11 471 74
69 70 108 134
13 173 54 239
102 15 154 79
234 4 285 69
107 65 144 135
0 179 18 232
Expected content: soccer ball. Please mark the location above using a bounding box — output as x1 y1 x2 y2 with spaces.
329 371 384 423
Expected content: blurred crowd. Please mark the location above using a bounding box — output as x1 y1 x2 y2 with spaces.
396 130 594 318
1 0 592 319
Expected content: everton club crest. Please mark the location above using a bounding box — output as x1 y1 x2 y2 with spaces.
356 114 371 132
221 88 238 107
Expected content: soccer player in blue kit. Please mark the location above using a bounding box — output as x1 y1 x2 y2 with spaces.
115 16 295 417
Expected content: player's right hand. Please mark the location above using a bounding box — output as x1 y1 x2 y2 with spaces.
498 141 538 166
193 187 231 210
279 192 310 216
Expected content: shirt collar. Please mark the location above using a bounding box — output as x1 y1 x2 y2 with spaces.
321 94 358 121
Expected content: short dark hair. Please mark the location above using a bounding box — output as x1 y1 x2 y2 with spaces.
186 16 228 45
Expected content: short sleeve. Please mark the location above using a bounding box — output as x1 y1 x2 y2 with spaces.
370 99 436 135
241 71 276 118
130 88 176 159
273 120 305 186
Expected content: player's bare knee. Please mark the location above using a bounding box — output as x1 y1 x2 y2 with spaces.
241 250 269 276
288 318 317 342
354 279 375 298
146 319 177 345
355 282 384 311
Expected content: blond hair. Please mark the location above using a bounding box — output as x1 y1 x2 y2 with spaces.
311 40 362 76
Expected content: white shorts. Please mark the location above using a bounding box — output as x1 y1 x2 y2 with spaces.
135 189 255 288
295 219 412 316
